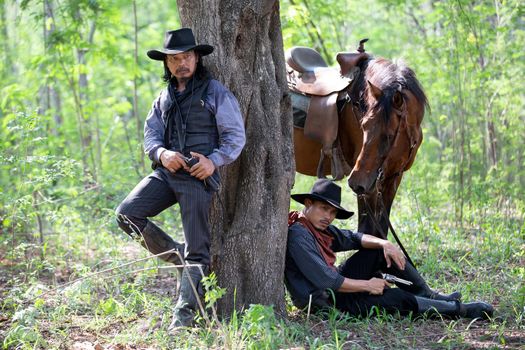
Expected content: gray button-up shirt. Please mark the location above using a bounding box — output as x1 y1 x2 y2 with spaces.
144 79 245 167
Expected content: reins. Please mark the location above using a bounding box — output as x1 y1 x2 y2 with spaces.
376 103 418 183
360 192 416 268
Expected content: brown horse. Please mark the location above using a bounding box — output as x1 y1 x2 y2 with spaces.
293 56 429 238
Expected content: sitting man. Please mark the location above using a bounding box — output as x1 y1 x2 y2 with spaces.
285 179 494 319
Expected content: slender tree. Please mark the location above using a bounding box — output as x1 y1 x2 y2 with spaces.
42 0 63 136
177 0 295 316
132 0 145 172
0 0 14 79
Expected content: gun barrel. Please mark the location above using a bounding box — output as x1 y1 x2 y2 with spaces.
381 273 413 286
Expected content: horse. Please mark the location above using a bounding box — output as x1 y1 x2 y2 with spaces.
288 45 429 239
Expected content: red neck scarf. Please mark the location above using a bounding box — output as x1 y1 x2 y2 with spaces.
288 211 336 269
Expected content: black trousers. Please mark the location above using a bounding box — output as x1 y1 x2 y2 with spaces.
334 249 418 316
115 167 213 265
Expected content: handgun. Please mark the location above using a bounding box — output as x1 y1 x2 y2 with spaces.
204 174 220 192
184 156 199 168
183 156 220 191
381 273 413 286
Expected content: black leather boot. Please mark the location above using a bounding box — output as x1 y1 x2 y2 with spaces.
139 222 186 292
116 216 186 291
168 261 208 330
415 296 460 317
389 262 461 301
415 296 494 319
139 222 185 266
459 302 494 319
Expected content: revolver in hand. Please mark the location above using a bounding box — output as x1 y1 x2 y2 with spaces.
184 156 199 168
381 273 413 286
184 155 219 192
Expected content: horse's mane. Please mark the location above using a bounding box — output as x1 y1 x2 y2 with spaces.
353 58 429 120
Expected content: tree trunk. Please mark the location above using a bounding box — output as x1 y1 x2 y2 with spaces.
132 0 145 172
177 0 294 316
43 0 63 136
0 0 14 77
485 97 498 168
76 10 98 181
451 10 465 226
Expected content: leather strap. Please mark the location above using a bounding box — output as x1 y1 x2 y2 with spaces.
361 195 415 268
304 93 338 146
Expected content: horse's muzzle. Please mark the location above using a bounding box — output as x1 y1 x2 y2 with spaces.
348 169 377 195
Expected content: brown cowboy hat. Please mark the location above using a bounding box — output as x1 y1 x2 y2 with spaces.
291 179 354 219
147 28 214 61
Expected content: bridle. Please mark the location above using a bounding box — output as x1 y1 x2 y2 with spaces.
370 89 419 186
349 89 417 267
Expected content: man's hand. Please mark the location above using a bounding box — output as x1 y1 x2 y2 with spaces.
360 234 407 270
160 150 189 173
367 277 391 295
189 152 215 180
382 241 406 270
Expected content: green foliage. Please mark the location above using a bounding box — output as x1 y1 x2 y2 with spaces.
202 271 226 310
0 0 523 349
240 304 281 349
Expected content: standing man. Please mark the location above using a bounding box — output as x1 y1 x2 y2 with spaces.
116 28 245 328
285 179 494 319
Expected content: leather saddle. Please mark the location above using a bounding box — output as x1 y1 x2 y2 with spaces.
287 47 351 96
287 40 369 180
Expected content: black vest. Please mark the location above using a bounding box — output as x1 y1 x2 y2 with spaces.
168 78 218 157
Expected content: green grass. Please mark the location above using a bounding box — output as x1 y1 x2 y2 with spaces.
1 174 524 349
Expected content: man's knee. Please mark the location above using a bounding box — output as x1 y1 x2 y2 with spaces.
115 207 146 236
358 248 383 259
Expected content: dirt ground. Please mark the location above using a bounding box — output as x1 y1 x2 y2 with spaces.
1 253 524 350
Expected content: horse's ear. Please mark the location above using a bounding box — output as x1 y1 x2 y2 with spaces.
367 80 383 100
393 91 404 110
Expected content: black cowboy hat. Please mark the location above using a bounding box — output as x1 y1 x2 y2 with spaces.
291 179 354 219
147 28 214 61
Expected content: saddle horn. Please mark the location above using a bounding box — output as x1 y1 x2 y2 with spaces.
358 38 369 53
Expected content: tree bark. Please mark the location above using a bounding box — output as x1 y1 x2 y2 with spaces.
177 0 294 316
43 0 63 136
132 0 145 172
0 0 14 77
76 8 98 181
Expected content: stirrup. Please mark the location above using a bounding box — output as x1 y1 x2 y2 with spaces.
330 147 345 180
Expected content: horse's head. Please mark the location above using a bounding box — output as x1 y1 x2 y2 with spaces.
348 59 427 195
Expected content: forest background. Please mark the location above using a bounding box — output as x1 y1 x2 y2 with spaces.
0 0 523 349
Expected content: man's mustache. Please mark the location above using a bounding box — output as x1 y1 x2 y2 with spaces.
176 68 190 74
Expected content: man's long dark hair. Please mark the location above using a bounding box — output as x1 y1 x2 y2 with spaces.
162 52 211 85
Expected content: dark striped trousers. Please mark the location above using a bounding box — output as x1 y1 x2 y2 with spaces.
115 167 213 265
